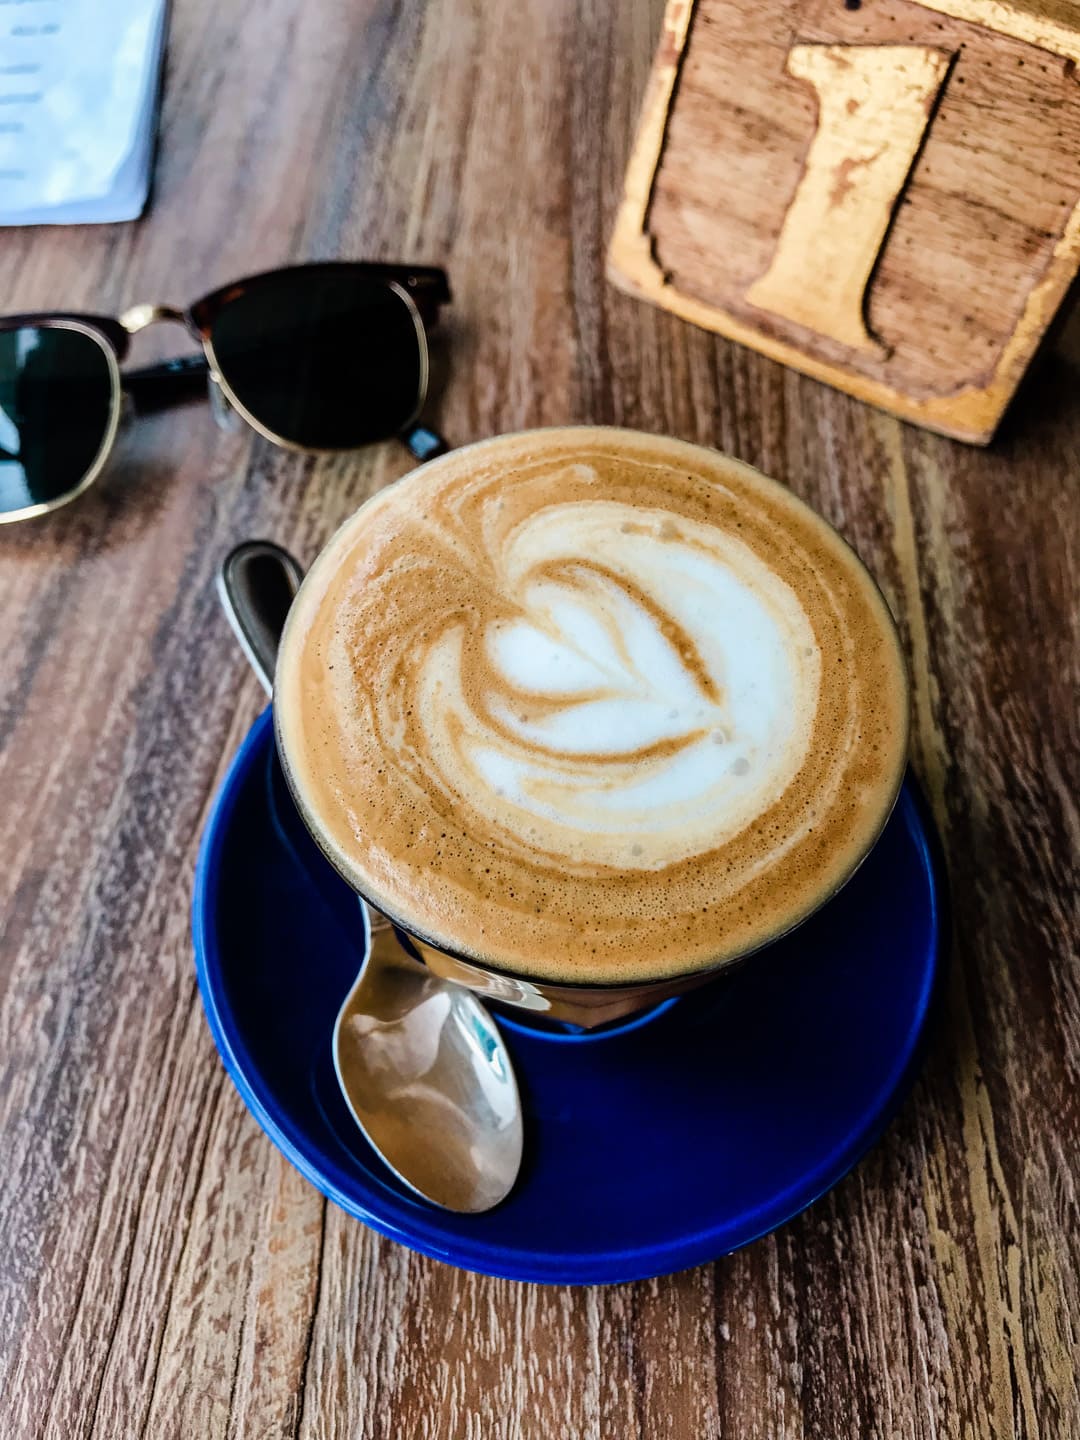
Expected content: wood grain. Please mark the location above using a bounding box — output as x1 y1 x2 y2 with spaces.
0 0 1077 1436
608 0 1080 441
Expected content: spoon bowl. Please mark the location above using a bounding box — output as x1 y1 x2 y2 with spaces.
334 902 523 1212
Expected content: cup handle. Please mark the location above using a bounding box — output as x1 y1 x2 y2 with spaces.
217 540 304 694
217 541 442 970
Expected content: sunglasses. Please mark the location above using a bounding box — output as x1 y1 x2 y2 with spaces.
0 260 451 524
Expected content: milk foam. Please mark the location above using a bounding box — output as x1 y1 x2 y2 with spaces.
413 501 820 867
275 428 909 984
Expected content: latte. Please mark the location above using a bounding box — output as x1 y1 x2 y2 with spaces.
275 429 909 983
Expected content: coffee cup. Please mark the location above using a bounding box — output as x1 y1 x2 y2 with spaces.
271 427 909 1028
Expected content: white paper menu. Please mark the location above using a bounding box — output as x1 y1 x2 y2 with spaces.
0 0 167 226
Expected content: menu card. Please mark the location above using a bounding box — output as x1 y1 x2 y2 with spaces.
0 0 167 226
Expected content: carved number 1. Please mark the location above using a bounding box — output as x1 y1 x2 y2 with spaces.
746 45 952 353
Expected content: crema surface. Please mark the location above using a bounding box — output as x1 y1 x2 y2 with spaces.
275 429 909 983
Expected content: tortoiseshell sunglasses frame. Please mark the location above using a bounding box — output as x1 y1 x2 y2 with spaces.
0 260 451 524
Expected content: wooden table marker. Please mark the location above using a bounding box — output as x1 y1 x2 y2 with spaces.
608 0 1080 442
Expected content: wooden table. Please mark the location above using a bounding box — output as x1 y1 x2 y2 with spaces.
2 1 1077 1435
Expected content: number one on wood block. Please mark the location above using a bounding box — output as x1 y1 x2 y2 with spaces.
747 45 952 353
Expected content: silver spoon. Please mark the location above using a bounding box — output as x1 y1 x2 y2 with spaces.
218 540 523 1212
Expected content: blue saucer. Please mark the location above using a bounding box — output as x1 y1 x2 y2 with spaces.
193 709 944 1285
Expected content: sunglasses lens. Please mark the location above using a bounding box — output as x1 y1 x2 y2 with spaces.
0 324 116 519
207 270 425 450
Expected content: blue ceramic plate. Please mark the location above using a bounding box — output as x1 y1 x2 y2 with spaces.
193 709 944 1285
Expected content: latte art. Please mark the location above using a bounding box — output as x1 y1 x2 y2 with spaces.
276 429 909 983
415 501 820 869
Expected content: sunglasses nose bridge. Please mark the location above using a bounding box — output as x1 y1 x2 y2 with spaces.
120 303 188 335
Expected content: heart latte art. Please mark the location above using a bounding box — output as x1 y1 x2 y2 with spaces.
414 502 819 868
276 429 909 983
